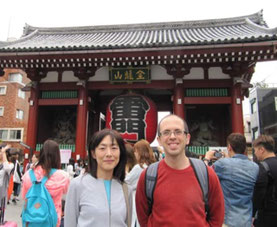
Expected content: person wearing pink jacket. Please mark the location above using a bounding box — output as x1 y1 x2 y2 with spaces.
22 140 70 227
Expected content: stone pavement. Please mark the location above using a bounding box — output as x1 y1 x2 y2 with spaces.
5 198 23 227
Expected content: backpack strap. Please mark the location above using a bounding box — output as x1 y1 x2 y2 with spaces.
122 183 131 227
145 161 160 215
29 169 38 183
189 158 210 220
29 168 57 185
260 161 271 175
260 161 276 201
145 159 209 219
41 169 57 185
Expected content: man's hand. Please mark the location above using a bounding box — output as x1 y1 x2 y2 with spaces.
204 150 217 161
1 144 11 162
252 217 256 227
1 144 11 152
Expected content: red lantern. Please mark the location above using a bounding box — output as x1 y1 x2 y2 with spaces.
106 94 157 144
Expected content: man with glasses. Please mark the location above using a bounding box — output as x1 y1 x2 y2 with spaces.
135 114 224 227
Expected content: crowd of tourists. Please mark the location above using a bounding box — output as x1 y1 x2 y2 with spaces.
0 114 276 227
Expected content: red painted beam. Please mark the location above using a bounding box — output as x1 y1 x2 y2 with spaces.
184 97 232 104
38 80 232 91
25 87 39 166
231 85 244 133
75 87 88 160
87 80 175 90
39 82 77 90
38 99 79 106
173 83 185 119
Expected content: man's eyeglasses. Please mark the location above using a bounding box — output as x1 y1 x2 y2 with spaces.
159 130 187 137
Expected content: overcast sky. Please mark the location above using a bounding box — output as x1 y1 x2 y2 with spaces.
1 0 277 40
1 0 276 114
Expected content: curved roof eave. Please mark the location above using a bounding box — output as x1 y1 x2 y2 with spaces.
1 40 277 57
22 11 266 35
0 29 39 47
246 18 277 34
0 11 276 53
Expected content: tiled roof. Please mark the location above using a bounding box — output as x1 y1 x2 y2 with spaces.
0 11 276 52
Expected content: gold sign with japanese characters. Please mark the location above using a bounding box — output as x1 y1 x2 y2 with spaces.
109 67 151 84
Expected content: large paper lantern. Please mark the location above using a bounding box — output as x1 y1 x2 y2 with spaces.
106 94 157 144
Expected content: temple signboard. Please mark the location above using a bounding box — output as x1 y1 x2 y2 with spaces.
109 67 151 83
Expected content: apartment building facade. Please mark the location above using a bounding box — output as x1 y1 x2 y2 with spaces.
0 69 30 149
249 87 277 147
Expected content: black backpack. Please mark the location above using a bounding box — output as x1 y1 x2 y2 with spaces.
145 158 210 219
260 161 276 202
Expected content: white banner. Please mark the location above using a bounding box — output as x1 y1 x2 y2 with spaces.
209 147 228 154
60 149 72 164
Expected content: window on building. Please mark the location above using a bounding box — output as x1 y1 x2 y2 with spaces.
252 127 258 140
0 86 7 95
9 129 22 140
0 129 8 140
18 89 25 99
0 107 4 116
0 128 23 141
250 99 257 114
16 109 24 120
247 121 251 133
8 73 23 83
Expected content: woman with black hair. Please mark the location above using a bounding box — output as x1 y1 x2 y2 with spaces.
65 129 132 227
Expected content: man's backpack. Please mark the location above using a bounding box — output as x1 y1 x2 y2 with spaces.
145 158 209 219
22 169 58 227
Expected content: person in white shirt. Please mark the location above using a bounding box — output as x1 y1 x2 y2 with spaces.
125 139 156 227
74 158 85 177
0 144 14 217
66 158 75 180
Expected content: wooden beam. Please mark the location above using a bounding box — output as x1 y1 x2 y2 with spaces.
183 79 232 88
39 82 77 90
87 80 175 90
184 97 231 104
38 98 79 105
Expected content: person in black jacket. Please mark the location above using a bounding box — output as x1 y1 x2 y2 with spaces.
11 151 22 204
252 134 277 227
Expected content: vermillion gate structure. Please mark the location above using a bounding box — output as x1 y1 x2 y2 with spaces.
0 11 277 162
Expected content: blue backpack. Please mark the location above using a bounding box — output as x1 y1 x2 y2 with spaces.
22 169 58 227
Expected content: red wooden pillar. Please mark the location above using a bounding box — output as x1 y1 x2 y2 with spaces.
25 86 39 165
173 78 185 119
75 86 88 160
231 84 244 133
